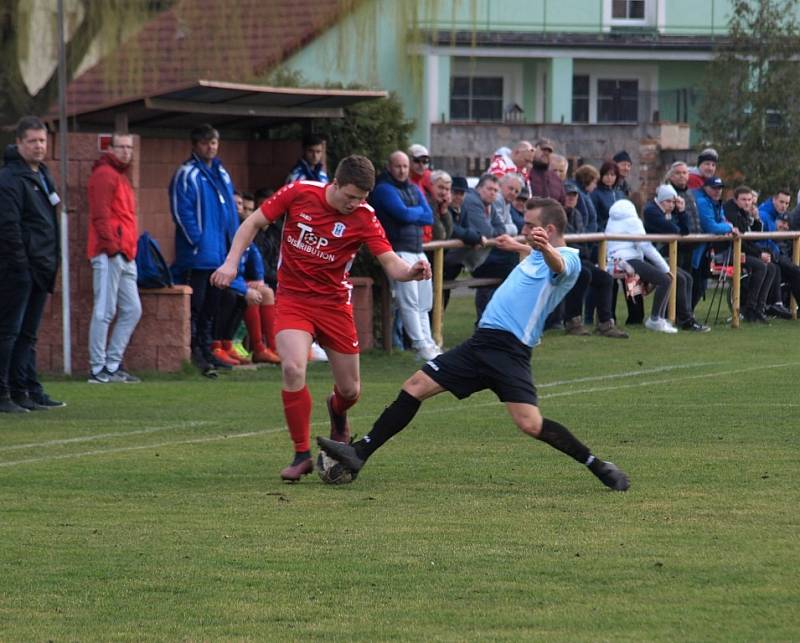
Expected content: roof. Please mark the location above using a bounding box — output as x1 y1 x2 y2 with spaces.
63 0 349 115
60 79 387 131
425 29 728 52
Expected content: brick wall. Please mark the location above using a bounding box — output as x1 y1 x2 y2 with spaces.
39 133 303 374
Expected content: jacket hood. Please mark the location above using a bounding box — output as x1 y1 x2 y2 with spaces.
608 199 639 222
92 151 130 173
3 144 22 165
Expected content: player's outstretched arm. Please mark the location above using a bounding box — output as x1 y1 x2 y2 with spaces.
376 251 432 282
210 210 268 288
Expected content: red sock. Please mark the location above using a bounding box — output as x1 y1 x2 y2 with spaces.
282 386 312 452
331 385 359 416
243 305 266 351
210 340 222 351
261 303 276 350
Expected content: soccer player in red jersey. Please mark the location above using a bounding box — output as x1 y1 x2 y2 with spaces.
211 155 431 481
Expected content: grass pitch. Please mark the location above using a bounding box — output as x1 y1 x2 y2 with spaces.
1 295 799 641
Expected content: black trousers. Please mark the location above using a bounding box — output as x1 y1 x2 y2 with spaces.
564 260 615 324
188 269 223 358
775 255 800 302
0 268 48 399
215 288 247 340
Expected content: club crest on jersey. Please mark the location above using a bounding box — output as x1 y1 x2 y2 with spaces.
332 222 346 238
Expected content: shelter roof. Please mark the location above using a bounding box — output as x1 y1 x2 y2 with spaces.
59 79 387 131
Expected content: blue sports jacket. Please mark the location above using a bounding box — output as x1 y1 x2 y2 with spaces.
693 188 733 268
169 154 238 276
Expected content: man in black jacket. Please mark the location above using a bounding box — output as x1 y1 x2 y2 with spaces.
0 116 65 412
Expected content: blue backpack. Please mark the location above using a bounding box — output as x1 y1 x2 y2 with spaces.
136 231 174 289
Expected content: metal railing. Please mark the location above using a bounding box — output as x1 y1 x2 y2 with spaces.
423 231 800 345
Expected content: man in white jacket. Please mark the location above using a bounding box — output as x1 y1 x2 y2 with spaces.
605 199 677 334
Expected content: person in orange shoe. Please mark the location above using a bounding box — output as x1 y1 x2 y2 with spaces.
234 191 280 364
212 156 431 483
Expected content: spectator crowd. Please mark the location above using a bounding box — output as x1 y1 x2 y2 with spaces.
3 115 800 420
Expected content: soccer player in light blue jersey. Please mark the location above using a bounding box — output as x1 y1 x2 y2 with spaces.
319 198 629 491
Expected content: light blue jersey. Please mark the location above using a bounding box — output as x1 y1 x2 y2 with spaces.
479 246 581 347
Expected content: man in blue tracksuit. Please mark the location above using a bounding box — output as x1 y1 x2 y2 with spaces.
285 134 328 184
169 123 239 375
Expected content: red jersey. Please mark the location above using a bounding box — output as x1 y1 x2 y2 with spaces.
259 181 392 304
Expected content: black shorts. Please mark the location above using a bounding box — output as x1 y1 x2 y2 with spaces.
422 328 537 405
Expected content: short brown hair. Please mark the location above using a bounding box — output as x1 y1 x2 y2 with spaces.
734 185 752 198
15 115 47 140
525 197 567 234
334 155 375 192
574 164 599 189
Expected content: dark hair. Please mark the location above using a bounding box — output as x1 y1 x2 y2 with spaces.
190 123 219 145
525 197 567 234
302 134 325 149
476 172 500 188
599 160 619 179
253 187 274 207
334 155 375 192
15 115 47 140
734 185 752 198
574 164 599 188
776 187 791 198
242 191 254 202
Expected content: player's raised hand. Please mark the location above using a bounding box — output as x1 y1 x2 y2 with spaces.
210 262 237 288
529 227 551 250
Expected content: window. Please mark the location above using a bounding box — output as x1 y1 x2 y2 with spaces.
597 79 639 122
450 76 504 122
572 75 590 123
612 0 645 19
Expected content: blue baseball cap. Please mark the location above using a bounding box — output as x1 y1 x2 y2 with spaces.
704 176 724 189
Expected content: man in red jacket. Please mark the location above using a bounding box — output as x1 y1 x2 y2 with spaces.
86 133 142 384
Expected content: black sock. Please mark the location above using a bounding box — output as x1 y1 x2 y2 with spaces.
355 390 421 460
537 417 592 464
292 450 311 465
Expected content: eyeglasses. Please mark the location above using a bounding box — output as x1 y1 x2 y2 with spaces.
413 157 430 165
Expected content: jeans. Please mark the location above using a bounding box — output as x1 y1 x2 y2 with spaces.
0 267 48 399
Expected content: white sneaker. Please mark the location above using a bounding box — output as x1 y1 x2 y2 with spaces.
416 343 441 361
310 342 329 362
644 317 678 334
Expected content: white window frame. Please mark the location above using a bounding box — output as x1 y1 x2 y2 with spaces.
602 0 657 31
572 63 658 124
450 59 523 123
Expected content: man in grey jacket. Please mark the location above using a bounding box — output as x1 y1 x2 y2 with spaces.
449 174 507 321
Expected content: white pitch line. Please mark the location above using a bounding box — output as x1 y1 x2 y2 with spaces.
1 363 707 455
538 361 719 388
0 421 213 452
0 361 795 469
0 428 286 468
